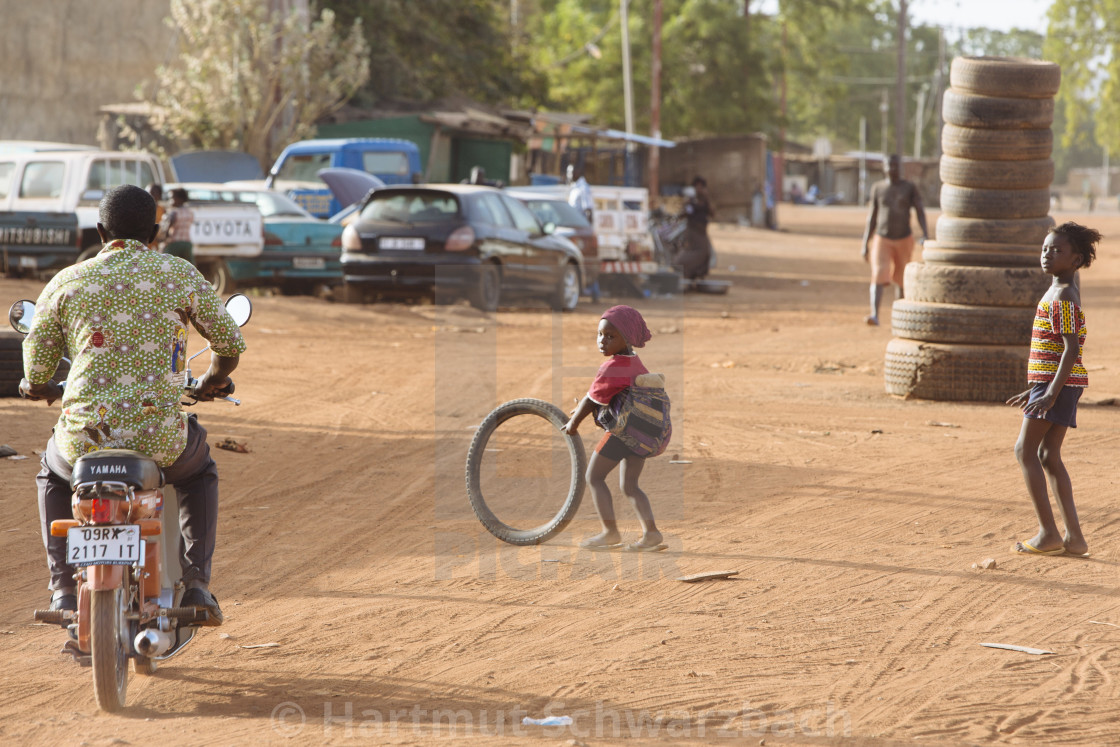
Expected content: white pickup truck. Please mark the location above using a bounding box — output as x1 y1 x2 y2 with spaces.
508 183 678 294
0 148 262 277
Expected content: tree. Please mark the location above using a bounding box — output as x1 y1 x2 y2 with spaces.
519 0 775 138
152 0 370 169
954 27 1043 59
1045 0 1116 154
325 0 546 108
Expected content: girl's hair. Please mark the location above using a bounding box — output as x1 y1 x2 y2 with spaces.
1050 221 1101 268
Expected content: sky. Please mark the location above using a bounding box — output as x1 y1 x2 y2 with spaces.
756 0 1053 34
906 0 1051 34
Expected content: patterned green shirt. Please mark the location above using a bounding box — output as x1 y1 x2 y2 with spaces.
23 239 247 467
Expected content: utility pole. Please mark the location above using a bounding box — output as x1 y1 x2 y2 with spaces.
896 0 907 159
859 116 867 205
914 83 929 158
933 25 945 158
776 14 787 207
621 0 635 137
649 0 662 206
620 0 635 184
880 89 889 157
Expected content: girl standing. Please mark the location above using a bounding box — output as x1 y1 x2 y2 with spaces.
1006 222 1098 557
562 305 666 552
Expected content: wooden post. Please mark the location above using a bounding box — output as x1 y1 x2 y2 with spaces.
649 0 662 206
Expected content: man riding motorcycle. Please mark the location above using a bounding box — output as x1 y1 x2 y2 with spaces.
20 184 246 626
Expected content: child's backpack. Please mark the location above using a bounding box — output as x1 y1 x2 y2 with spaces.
595 373 672 457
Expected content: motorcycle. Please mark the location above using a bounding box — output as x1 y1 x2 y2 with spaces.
649 207 689 268
648 209 728 295
8 293 251 712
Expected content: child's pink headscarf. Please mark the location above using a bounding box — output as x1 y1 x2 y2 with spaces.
601 305 651 348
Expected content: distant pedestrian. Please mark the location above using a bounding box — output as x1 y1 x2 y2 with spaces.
566 164 594 223
860 155 929 326
161 187 195 265
1006 222 1098 559
147 183 165 250
677 176 714 280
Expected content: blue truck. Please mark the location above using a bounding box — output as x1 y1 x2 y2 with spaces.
265 138 422 219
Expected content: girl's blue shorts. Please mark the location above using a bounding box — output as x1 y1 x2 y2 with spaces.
1025 382 1082 428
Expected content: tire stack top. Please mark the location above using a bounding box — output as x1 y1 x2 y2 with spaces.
885 56 1060 402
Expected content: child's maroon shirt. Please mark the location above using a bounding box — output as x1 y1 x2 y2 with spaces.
588 353 648 405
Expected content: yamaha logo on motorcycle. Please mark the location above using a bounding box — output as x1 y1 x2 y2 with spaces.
89 464 128 475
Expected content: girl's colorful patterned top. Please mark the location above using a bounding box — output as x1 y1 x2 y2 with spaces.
1028 299 1087 387
22 239 246 467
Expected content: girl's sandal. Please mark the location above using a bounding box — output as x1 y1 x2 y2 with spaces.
624 542 668 552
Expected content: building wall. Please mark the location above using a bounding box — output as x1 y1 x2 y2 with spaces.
659 134 767 221
0 0 172 145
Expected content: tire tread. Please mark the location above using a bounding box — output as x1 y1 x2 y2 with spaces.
465 398 586 545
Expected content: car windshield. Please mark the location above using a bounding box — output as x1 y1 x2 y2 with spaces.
360 192 460 224
180 188 312 218
232 191 310 218
276 152 331 182
526 199 589 228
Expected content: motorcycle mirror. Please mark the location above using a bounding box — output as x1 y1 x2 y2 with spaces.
8 299 35 335
223 293 252 327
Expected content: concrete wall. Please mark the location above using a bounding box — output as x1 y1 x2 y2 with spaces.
0 0 172 145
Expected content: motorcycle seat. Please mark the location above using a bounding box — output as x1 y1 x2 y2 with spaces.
71 449 164 491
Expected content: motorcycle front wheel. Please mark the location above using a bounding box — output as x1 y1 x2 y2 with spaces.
91 585 129 711
465 398 586 545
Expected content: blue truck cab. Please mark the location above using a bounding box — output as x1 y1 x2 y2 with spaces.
266 138 422 218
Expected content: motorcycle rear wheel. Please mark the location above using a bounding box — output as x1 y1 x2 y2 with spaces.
91 586 129 711
465 398 586 545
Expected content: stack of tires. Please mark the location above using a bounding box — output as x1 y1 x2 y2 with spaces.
885 56 1060 401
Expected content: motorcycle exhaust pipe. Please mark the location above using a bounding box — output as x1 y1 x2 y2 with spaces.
134 628 172 657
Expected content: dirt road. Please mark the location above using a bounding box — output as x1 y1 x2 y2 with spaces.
2 206 1118 745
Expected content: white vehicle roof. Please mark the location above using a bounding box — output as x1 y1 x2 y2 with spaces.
0 140 98 155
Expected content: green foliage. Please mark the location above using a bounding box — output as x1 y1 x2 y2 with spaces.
325 0 546 107
520 0 779 139
780 0 898 151
954 27 1044 58
1043 0 1116 184
153 0 370 169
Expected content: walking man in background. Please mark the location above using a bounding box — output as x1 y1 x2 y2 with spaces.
861 155 928 326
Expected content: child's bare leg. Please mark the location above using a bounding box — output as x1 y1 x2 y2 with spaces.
580 452 622 547
619 456 662 548
1013 417 1064 552
1038 425 1088 555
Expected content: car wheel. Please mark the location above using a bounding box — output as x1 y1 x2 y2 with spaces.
468 263 500 312
199 260 234 296
551 263 581 311
333 282 365 304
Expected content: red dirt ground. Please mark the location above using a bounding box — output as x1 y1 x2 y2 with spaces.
2 204 1119 746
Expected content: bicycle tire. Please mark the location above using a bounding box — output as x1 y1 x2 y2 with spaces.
465 398 586 545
